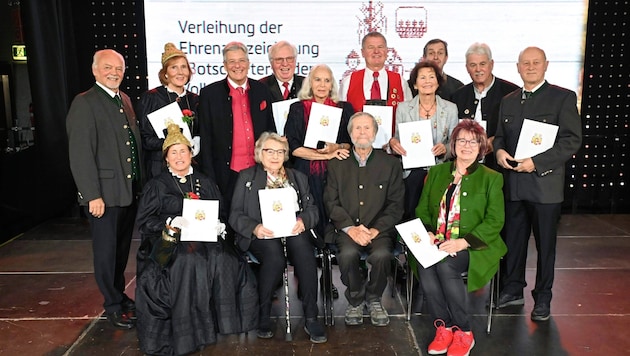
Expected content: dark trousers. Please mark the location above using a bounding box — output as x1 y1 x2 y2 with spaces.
307 173 329 240
336 233 393 306
222 168 239 213
502 200 561 304
249 234 319 323
85 203 137 314
419 250 470 330
404 168 428 220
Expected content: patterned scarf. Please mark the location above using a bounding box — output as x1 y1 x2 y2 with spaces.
265 166 289 189
302 97 338 177
434 170 463 243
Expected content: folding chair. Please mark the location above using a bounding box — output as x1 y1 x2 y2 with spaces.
320 239 412 325
392 240 414 320
405 260 500 334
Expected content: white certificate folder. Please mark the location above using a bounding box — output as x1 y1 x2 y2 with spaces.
147 101 193 142
396 218 448 268
513 119 559 160
398 120 436 169
272 98 299 136
362 105 393 148
303 102 342 149
258 188 297 238
180 199 219 242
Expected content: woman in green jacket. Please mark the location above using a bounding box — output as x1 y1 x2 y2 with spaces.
415 119 506 356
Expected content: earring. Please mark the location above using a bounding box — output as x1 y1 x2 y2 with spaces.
165 75 168 79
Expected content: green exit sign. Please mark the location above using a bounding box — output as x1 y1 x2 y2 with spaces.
12 45 27 61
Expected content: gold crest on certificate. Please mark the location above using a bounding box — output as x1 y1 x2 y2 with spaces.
514 119 558 160
258 188 297 238
396 218 448 268
180 199 219 242
398 120 436 169
303 102 342 149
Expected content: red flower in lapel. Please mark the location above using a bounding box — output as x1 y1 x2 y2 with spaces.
260 100 267 111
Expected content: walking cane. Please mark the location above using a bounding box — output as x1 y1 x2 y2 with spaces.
281 236 292 341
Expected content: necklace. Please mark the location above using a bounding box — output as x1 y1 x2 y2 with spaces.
172 174 194 198
419 99 436 119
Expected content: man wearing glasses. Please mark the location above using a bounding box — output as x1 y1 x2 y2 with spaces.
260 41 305 102
198 41 276 210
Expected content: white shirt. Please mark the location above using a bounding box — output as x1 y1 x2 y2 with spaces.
227 77 248 91
473 76 496 122
95 81 118 99
275 78 294 98
339 68 412 102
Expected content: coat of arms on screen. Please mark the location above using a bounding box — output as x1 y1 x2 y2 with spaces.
340 1 428 85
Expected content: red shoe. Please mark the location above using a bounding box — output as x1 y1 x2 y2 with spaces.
428 319 453 355
447 327 475 356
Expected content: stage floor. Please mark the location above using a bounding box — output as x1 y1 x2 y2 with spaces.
1 214 629 355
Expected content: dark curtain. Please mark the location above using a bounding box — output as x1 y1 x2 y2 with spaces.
0 0 79 241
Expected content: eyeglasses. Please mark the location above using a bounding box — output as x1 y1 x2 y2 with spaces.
455 138 479 147
262 148 287 156
272 56 296 64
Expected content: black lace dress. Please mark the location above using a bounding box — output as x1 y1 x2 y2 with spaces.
135 170 258 355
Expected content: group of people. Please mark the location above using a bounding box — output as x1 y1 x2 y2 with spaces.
65 31 581 356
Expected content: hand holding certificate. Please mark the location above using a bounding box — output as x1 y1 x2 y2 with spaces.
303 102 342 149
180 199 219 242
362 105 393 148
398 120 436 169
514 119 559 160
147 101 193 142
258 188 297 238
396 218 448 268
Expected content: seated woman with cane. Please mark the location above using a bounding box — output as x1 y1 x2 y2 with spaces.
229 132 327 343
135 124 258 355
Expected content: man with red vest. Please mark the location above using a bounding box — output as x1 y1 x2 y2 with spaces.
340 32 412 139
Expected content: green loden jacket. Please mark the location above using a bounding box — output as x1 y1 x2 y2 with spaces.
416 161 507 291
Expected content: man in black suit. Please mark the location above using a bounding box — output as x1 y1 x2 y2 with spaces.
259 40 305 102
66 49 142 329
451 42 519 170
419 38 464 99
494 47 582 321
197 41 275 209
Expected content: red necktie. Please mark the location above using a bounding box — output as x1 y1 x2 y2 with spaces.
237 87 245 95
370 71 381 100
282 82 290 99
